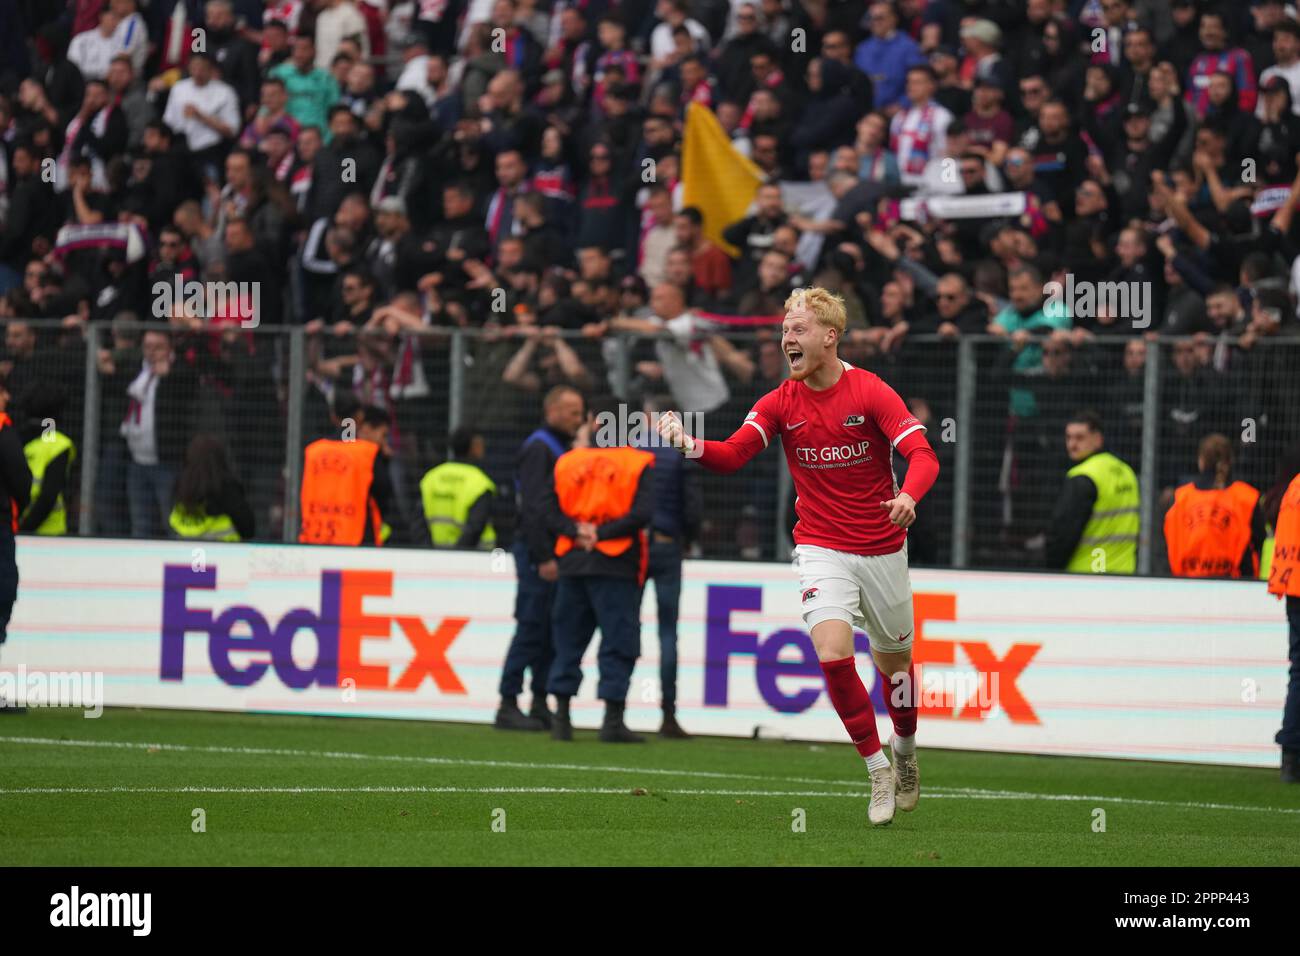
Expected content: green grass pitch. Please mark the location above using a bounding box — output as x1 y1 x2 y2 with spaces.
1 707 1297 866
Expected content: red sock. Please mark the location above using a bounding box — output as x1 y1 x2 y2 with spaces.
875 664 918 738
820 657 883 757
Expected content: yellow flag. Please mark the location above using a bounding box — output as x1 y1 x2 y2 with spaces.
681 102 764 257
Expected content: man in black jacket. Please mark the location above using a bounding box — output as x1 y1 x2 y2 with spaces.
205 0 261 115
0 373 33 713
722 183 789 292
495 385 585 731
0 142 56 271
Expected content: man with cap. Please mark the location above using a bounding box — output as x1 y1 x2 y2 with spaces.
1094 96 1177 221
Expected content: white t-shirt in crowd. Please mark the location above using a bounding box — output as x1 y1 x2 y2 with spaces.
163 76 241 152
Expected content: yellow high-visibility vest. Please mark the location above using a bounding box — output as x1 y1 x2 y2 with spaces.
1066 451 1139 574
420 461 496 547
22 432 75 535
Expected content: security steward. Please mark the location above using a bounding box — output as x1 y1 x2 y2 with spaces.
496 385 585 731
638 394 701 739
169 433 256 542
547 407 656 743
1267 447 1300 783
16 384 75 536
1045 411 1140 574
0 373 32 713
1165 433 1264 578
299 403 394 546
420 425 496 548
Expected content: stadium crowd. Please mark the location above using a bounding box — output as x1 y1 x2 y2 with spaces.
1 0 1300 571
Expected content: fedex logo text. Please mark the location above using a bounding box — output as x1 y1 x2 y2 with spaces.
159 565 468 693
703 586 1041 722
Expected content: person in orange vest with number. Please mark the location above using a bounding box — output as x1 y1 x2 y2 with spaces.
545 406 655 744
1164 434 1265 578
299 402 393 546
0 373 32 714
1266 444 1300 783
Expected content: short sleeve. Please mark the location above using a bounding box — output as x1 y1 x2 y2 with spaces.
868 378 926 447
741 389 783 449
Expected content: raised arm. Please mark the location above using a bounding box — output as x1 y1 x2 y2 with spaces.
656 407 770 474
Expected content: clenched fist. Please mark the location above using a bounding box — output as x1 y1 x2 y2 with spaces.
656 410 695 455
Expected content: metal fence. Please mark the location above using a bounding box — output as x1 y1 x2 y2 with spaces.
4 318 1298 575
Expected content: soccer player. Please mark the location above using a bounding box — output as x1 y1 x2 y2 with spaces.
657 288 939 825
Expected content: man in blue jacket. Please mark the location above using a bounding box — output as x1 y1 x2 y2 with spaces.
495 385 585 731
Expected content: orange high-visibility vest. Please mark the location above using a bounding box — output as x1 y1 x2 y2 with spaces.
1164 480 1260 578
299 438 383 546
553 446 654 560
1268 474 1300 598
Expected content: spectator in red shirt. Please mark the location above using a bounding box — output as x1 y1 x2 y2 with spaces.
963 76 1014 163
674 206 732 301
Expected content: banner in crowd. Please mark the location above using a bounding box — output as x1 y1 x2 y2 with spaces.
4 538 1288 767
899 191 1027 222
681 101 764 257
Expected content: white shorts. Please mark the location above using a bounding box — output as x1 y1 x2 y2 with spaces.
792 544 915 654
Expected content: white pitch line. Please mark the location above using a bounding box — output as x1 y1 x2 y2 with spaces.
2 735 1298 816
0 734 867 788
0 785 1297 815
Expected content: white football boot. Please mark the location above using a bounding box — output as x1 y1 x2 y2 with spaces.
868 764 896 826
892 740 919 812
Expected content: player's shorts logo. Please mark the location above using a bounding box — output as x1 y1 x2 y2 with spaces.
801 587 819 603
843 414 865 426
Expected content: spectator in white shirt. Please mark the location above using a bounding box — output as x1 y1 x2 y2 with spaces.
163 52 241 180
890 66 953 187
1258 20 1300 118
610 283 732 414
395 35 433 103
68 9 122 82
650 0 710 66
110 0 150 75
316 0 371 70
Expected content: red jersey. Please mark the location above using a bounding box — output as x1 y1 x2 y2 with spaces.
697 362 937 555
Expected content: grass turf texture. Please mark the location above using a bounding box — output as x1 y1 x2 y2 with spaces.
1 707 1297 866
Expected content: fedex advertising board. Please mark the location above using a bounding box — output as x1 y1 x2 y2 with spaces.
4 537 1288 767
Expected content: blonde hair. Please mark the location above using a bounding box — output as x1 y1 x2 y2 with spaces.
784 286 847 335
